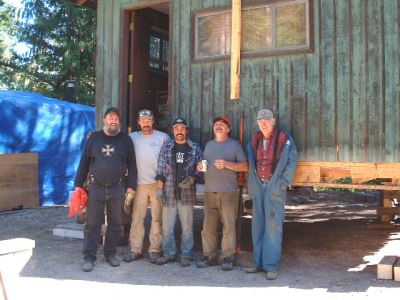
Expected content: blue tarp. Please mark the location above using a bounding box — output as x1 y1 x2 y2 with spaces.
0 90 95 205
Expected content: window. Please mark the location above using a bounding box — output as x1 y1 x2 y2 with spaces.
149 29 169 72
193 0 311 61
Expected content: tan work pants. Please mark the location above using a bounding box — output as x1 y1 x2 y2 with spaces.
129 183 162 254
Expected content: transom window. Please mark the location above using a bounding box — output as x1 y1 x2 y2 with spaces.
194 0 311 61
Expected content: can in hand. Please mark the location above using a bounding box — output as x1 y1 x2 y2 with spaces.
201 160 208 172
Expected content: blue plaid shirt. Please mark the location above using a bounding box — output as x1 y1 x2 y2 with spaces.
156 139 203 207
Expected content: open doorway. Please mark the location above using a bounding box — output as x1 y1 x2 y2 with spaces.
123 2 170 133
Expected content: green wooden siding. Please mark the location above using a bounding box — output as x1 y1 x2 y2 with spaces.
96 0 400 163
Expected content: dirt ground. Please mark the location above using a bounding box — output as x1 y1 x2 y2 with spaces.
1 188 400 299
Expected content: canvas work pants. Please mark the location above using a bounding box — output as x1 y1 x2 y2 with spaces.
84 182 124 261
129 183 162 254
201 192 238 260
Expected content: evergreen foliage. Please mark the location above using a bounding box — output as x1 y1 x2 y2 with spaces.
0 0 96 105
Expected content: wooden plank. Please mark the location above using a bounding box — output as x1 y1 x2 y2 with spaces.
0 153 39 211
0 238 35 256
394 258 400 282
335 0 351 161
377 256 397 280
383 0 400 162
383 190 400 199
366 0 384 162
376 207 400 216
230 0 241 100
320 0 336 161
305 0 321 161
350 0 367 162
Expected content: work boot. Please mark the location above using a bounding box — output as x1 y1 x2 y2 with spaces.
196 256 217 268
105 255 120 267
221 257 233 271
265 270 278 280
123 251 142 262
149 252 161 264
156 255 175 265
245 266 262 273
81 258 94 272
179 256 191 267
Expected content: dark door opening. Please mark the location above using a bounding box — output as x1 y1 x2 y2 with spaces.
125 3 170 133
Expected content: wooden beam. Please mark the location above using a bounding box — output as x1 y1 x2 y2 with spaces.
230 0 241 100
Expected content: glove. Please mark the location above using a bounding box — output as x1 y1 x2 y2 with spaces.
156 188 165 204
124 192 135 214
68 187 88 218
179 176 195 189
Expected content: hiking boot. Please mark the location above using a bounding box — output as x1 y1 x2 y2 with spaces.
245 266 262 273
149 252 161 264
265 270 278 280
123 251 142 262
196 256 217 268
221 257 233 271
105 255 120 267
179 256 191 267
156 255 175 265
81 259 94 272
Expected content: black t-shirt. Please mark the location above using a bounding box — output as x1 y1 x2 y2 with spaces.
174 142 191 200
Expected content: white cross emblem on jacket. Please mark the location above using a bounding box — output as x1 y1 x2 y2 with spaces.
102 144 115 156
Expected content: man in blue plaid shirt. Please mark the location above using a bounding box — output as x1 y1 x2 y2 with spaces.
155 117 203 267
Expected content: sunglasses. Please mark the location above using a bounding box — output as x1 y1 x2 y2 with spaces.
138 110 153 118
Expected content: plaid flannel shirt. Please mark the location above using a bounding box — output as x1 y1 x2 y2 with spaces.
156 139 203 207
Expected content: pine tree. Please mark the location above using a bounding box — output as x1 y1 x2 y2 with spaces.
0 0 96 105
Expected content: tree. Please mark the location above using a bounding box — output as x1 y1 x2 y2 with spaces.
0 0 96 105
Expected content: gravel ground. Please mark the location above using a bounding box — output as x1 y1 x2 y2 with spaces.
1 188 400 299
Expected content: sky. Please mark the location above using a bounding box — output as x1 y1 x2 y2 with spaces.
3 0 29 55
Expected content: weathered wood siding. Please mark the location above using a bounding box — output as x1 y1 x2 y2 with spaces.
96 0 400 163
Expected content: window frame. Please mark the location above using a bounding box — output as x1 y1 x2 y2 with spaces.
149 27 169 73
192 0 313 62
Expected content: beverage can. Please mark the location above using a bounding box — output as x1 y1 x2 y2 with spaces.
201 160 208 172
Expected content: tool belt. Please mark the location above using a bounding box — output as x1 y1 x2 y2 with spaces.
89 174 123 188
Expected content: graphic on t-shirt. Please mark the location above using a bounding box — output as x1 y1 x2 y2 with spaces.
176 152 184 163
102 144 115 156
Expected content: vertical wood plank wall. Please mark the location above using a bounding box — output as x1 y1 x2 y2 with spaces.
96 0 400 163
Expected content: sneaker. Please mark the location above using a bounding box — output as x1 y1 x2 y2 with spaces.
265 270 278 280
81 259 94 272
105 255 120 267
196 256 217 268
221 257 233 271
179 256 191 267
123 251 142 262
156 255 175 265
245 266 262 273
149 252 161 264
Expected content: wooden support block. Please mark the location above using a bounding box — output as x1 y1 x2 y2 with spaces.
383 190 400 199
377 256 397 279
381 198 394 223
377 207 400 216
394 258 400 282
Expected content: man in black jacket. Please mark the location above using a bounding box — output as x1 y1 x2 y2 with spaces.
74 107 137 272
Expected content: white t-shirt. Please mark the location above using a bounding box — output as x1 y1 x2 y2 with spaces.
129 130 170 184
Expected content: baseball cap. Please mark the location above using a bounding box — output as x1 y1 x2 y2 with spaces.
138 109 154 119
256 109 274 121
103 107 120 118
213 116 231 128
172 117 188 127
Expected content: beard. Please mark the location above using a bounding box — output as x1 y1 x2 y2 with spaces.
103 125 121 136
